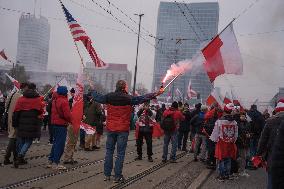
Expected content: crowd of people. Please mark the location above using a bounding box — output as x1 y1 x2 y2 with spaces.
0 79 284 189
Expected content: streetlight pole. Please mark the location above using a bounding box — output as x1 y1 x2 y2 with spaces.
132 13 144 96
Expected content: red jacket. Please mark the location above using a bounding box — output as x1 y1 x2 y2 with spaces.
51 93 71 126
163 108 185 131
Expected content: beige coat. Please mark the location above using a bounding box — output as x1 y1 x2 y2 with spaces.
5 91 22 138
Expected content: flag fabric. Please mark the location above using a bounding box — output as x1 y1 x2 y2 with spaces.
206 88 223 108
223 92 232 105
70 68 84 134
175 88 182 99
166 88 171 102
187 80 197 99
80 122 96 135
0 49 8 60
60 1 106 68
202 23 243 82
5 73 20 90
231 89 244 110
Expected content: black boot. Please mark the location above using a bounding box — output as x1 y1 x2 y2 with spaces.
18 156 27 165
13 157 19 168
3 159 12 165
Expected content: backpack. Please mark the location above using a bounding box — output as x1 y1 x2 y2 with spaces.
161 114 175 132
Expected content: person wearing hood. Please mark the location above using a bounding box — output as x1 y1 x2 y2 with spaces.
177 103 192 152
161 101 185 163
256 99 284 189
210 103 238 182
13 83 44 168
47 86 71 170
191 105 208 162
3 83 29 165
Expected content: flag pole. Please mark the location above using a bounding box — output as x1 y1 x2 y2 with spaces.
201 18 236 52
43 77 64 98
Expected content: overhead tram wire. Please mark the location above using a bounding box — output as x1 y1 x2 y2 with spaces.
88 0 177 63
102 0 157 39
174 1 202 42
0 6 133 34
181 1 208 41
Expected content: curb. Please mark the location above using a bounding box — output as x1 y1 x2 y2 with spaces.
188 169 213 189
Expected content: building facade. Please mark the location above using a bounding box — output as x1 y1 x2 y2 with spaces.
84 62 132 93
152 2 219 101
16 14 50 71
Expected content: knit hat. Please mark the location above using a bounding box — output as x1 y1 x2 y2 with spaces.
275 99 284 113
224 103 234 113
171 101 178 109
57 86 68 96
70 88 75 94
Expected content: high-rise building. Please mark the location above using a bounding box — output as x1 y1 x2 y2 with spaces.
84 62 132 93
16 14 50 71
152 2 219 101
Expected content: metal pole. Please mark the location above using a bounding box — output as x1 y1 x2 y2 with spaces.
132 13 144 95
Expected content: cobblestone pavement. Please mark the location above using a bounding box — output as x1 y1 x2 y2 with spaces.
0 130 267 189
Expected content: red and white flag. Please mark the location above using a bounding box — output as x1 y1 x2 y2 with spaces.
5 73 20 90
0 49 8 60
206 88 223 108
187 80 197 99
223 92 232 105
60 1 106 68
202 23 243 82
175 88 182 98
80 122 96 135
71 67 84 134
231 89 244 109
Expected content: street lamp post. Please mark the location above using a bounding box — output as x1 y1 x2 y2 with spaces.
132 13 144 96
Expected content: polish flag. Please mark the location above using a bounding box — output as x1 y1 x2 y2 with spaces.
206 88 223 108
175 88 182 99
166 89 171 102
231 89 244 110
187 80 197 99
202 23 243 82
5 73 20 90
223 92 232 105
80 122 96 135
71 68 84 134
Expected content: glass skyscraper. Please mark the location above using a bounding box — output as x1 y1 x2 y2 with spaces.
16 14 50 71
152 2 219 101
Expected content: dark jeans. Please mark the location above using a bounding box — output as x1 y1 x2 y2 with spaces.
43 115 49 130
104 131 129 178
178 130 189 150
48 124 54 143
80 128 85 146
136 131 153 157
207 139 216 165
49 125 67 164
4 138 17 160
218 158 231 177
250 138 258 157
17 137 33 157
162 131 178 160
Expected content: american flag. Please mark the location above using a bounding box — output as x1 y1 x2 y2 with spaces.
60 1 106 68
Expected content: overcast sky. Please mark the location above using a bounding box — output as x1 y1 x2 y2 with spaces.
0 0 283 107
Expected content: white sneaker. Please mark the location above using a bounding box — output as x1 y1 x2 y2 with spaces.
52 164 67 170
36 140 40 144
239 171 250 177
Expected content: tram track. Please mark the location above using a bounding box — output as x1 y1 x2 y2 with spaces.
1 142 164 189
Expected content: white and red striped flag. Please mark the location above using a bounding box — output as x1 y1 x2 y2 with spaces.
187 80 197 99
71 67 84 134
60 1 106 68
231 89 244 109
5 73 20 90
202 23 243 82
206 88 223 108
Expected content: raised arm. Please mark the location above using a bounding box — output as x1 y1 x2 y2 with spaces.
92 91 107 104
